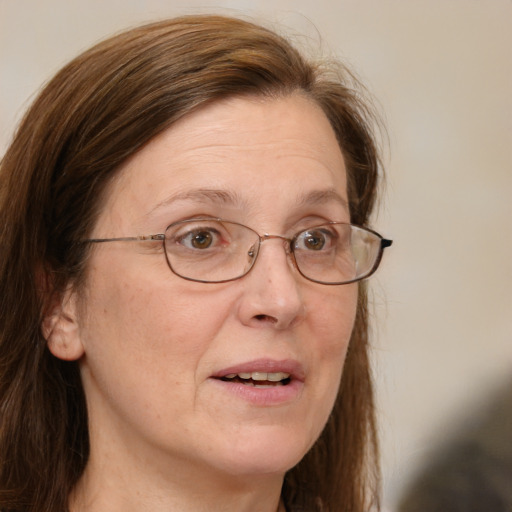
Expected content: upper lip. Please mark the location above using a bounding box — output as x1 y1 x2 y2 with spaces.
211 358 305 381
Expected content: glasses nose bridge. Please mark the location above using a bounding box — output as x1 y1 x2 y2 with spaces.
254 233 297 272
260 233 293 254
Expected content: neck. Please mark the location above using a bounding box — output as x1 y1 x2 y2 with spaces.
70 449 285 512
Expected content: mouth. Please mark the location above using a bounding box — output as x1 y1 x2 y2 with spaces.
211 359 304 388
210 359 304 406
220 371 291 388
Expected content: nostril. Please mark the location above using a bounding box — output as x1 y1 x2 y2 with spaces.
254 314 277 324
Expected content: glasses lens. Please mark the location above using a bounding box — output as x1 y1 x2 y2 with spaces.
164 219 384 284
293 223 383 284
164 219 260 282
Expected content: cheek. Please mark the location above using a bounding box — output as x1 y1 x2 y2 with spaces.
310 284 358 355
76 257 237 433
313 286 357 394
78 257 233 371
291 285 357 449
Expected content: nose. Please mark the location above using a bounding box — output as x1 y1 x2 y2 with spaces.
236 236 305 330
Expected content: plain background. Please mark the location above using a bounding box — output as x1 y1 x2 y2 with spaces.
1 0 511 509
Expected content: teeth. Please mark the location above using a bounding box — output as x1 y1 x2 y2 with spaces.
223 372 290 381
267 372 290 382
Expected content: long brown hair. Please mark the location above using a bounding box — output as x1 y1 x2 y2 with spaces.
0 15 382 512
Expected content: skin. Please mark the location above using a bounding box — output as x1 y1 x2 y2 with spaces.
46 93 358 512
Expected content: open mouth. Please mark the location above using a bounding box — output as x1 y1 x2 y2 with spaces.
220 371 291 388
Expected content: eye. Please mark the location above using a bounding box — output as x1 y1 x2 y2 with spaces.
183 230 215 249
295 229 335 251
173 225 225 251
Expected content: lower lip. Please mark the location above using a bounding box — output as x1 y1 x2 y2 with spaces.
209 378 303 406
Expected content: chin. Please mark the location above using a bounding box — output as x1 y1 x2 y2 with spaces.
211 426 314 478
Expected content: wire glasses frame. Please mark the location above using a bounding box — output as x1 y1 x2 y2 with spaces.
82 218 392 285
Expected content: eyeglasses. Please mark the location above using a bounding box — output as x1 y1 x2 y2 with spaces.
83 218 392 285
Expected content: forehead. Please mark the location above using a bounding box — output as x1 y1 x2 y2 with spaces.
99 94 348 232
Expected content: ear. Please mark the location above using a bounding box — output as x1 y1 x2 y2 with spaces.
42 287 85 361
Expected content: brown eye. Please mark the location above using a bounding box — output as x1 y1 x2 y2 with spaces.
178 229 218 250
190 231 213 249
296 230 330 251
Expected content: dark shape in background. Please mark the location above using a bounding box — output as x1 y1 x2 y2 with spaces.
398 377 512 512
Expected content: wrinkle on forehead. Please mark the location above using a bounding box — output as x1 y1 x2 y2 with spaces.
152 93 344 164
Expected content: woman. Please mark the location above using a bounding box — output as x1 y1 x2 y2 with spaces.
0 15 391 512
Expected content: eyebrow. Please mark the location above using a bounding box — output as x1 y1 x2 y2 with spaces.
146 188 247 218
296 189 349 212
146 187 348 218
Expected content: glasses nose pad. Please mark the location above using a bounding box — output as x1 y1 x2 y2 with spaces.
245 235 295 275
286 239 301 273
246 241 259 267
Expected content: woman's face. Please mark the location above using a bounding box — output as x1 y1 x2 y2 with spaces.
56 94 357 483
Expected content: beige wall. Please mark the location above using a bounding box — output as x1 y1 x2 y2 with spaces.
1 0 511 508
